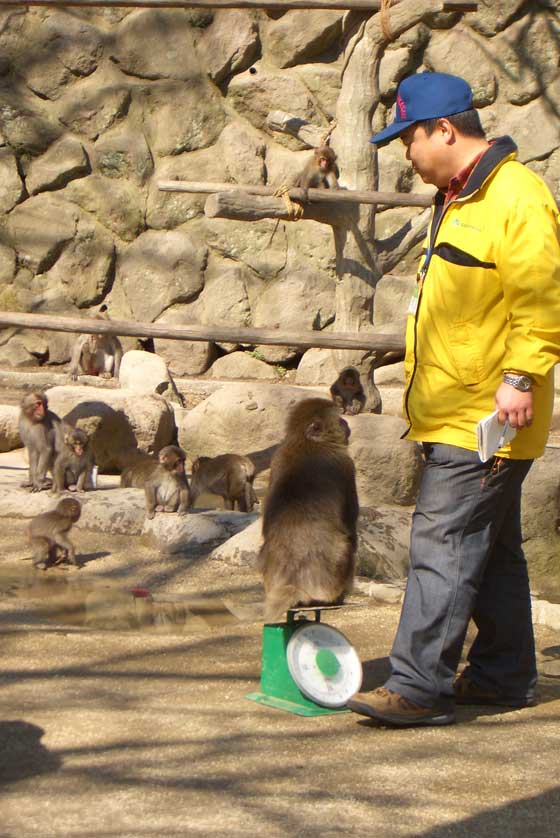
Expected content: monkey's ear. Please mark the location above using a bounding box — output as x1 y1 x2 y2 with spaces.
305 418 324 441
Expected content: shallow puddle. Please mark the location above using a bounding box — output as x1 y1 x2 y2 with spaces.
0 564 262 633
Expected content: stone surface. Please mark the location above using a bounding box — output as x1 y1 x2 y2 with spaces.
356 506 413 582
116 229 206 322
142 509 258 554
26 136 90 196
56 65 131 140
295 348 339 386
7 194 78 273
208 517 262 566
111 9 201 80
45 386 176 472
154 305 217 377
92 122 154 185
64 174 145 242
374 273 415 327
424 27 497 107
0 405 21 453
178 382 324 468
139 79 226 157
0 146 25 213
347 413 422 507
210 352 277 381
118 350 169 394
263 10 343 69
197 10 259 83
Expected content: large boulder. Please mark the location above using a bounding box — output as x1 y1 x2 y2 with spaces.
116 229 207 322
45 386 176 472
26 136 90 196
347 413 422 507
262 10 343 69
142 509 258 555
118 350 170 394
178 383 324 470
0 406 21 452
0 147 25 213
7 194 78 273
197 11 259 83
153 304 218 377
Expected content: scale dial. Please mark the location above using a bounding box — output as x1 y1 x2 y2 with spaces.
286 622 362 708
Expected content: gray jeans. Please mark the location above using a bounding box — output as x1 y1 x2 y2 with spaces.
385 443 536 710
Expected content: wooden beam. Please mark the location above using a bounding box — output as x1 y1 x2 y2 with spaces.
0 0 477 10
159 180 434 209
0 311 405 354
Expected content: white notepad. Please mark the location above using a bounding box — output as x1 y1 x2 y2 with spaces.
476 410 517 462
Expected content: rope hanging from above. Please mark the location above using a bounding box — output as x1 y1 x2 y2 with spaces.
380 0 393 39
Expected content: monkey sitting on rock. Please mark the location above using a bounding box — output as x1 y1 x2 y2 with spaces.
69 312 123 381
330 367 366 416
120 445 190 519
52 428 95 495
190 454 258 513
29 497 82 570
258 398 359 622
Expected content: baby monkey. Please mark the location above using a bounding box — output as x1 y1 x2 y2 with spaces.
330 367 366 416
52 428 94 494
29 497 82 570
294 145 339 201
145 445 190 520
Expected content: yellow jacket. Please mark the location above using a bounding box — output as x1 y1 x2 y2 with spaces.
403 136 560 459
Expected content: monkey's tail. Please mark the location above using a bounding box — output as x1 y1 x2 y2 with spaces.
263 585 299 623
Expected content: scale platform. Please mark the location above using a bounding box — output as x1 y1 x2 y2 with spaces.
246 604 363 717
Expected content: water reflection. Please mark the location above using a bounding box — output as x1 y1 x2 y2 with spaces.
0 564 261 634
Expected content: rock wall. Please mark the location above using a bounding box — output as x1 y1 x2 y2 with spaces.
0 2 558 376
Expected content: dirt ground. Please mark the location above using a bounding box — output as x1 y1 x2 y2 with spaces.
1 514 560 838
1 377 560 837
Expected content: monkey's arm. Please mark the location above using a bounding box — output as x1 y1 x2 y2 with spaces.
112 339 123 379
177 483 190 516
69 335 88 380
145 481 157 519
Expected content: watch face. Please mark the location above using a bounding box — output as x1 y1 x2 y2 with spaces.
505 374 532 391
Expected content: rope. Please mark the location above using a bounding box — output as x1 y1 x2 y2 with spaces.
319 119 337 147
380 0 392 40
273 183 304 220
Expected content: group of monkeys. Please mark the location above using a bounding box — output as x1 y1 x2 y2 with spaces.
18 371 364 621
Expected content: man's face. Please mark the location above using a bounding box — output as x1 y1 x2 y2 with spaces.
400 122 449 189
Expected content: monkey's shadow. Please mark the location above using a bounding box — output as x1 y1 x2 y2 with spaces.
360 656 392 691
74 551 111 568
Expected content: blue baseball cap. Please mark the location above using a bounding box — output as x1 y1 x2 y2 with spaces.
370 71 474 147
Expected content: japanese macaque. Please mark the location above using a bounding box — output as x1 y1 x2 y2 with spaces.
258 398 359 622
294 145 339 201
18 392 64 492
69 317 123 381
190 454 258 512
330 367 366 416
143 445 190 519
119 450 158 488
29 497 82 570
52 428 94 495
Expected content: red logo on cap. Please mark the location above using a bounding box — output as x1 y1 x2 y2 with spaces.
397 94 406 119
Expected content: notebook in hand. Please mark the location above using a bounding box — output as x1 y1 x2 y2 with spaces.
476 410 517 462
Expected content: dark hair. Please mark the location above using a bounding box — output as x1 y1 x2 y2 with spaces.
420 109 485 139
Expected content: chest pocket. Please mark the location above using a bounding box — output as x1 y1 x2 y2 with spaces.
433 242 496 270
447 321 485 385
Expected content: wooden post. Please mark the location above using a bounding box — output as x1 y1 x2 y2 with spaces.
0 1 478 10
0 311 405 354
158 180 434 209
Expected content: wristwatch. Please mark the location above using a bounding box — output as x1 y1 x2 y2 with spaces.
503 373 533 392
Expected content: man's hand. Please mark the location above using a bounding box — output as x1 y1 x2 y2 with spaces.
495 382 533 429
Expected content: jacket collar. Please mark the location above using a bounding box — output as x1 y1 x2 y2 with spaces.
435 136 518 206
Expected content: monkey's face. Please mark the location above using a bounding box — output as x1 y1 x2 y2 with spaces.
159 448 185 474
317 155 331 172
23 394 47 422
65 431 88 457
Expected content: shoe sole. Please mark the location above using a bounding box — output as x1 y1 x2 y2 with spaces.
454 696 536 708
347 698 455 727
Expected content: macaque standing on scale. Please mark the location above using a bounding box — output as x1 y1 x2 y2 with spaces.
258 398 359 622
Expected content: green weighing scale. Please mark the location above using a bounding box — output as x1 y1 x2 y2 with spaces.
246 605 363 716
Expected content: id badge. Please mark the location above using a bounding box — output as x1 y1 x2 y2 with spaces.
407 283 420 316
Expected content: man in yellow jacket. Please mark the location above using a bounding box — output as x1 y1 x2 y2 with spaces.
348 71 560 726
